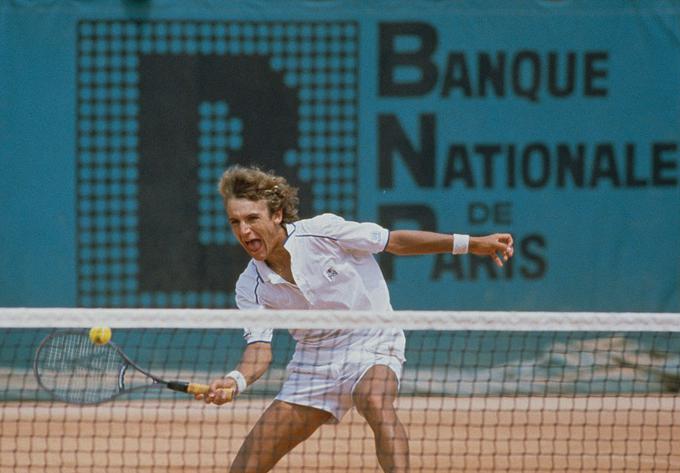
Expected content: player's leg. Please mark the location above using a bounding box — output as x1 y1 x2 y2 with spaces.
352 364 409 473
230 400 332 473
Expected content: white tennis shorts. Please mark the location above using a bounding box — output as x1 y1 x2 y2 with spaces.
275 329 406 423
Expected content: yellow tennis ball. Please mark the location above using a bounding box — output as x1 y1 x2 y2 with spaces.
89 326 112 345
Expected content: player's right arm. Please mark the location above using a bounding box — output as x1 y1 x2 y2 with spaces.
201 341 272 405
197 264 274 405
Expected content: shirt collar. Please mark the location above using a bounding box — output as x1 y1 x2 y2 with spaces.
283 222 296 248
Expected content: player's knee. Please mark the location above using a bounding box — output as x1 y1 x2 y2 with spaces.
354 393 394 421
230 454 271 473
230 439 274 473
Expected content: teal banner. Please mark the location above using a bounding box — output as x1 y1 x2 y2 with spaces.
1 1 679 311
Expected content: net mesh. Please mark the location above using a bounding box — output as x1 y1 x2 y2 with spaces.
1 309 679 473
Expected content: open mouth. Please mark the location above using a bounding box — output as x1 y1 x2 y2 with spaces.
245 239 263 253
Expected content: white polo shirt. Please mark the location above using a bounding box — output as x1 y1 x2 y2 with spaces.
234 213 394 347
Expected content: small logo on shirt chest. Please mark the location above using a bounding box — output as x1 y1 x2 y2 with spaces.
324 266 339 282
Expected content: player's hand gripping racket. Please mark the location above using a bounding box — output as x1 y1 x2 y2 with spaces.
33 330 234 405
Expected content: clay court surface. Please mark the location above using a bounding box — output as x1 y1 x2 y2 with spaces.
2 396 679 473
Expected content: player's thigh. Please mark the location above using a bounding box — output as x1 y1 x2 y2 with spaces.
352 364 399 412
235 400 332 468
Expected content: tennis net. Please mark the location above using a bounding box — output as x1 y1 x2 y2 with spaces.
1 309 679 472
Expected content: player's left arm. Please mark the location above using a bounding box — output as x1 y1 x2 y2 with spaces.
385 230 514 267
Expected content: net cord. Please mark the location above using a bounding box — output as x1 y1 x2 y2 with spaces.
1 308 679 331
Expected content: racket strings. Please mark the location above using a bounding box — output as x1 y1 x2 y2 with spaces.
36 333 122 404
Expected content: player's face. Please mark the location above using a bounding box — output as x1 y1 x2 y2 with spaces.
226 198 284 261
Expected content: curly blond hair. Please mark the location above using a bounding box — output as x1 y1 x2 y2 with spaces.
218 165 300 223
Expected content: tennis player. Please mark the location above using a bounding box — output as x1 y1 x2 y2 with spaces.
197 165 514 473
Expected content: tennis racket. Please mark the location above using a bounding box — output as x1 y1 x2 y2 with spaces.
33 330 234 405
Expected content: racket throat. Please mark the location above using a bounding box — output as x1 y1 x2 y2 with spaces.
118 363 128 391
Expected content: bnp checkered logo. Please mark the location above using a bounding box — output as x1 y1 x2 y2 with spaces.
75 21 359 307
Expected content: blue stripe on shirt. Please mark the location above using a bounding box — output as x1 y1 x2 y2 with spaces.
294 234 339 241
251 261 264 305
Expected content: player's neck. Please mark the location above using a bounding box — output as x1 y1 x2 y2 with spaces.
265 227 296 284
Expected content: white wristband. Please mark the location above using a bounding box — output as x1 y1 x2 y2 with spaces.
225 370 248 394
452 234 470 255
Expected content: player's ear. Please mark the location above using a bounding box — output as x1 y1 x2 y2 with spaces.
272 208 283 225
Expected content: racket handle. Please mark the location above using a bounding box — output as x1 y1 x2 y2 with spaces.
166 381 234 400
